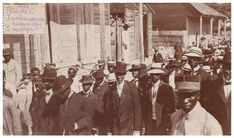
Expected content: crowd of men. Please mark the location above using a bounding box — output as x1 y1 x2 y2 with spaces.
3 40 231 135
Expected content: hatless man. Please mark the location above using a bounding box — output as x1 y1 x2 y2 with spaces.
171 75 222 135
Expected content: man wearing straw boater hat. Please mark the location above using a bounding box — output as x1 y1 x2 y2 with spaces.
107 61 141 135
142 63 174 135
59 75 97 135
3 46 22 86
171 75 222 135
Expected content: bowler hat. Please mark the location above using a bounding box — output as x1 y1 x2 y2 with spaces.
114 61 127 74
93 69 106 79
3 48 11 56
98 59 105 65
42 68 57 82
129 64 142 72
174 75 201 93
79 75 94 84
45 63 56 69
52 75 72 94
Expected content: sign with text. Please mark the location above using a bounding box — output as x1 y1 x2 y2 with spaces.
3 4 46 34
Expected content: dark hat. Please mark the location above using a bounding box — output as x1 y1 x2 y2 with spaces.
129 64 142 72
98 59 105 65
93 69 106 79
138 69 148 79
123 23 130 28
45 63 56 69
3 48 12 56
140 63 147 70
69 65 79 72
114 61 127 74
52 75 72 94
203 49 213 55
79 75 94 84
174 75 201 93
42 68 57 82
168 59 181 68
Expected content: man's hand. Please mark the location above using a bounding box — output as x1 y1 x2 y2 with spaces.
133 130 140 135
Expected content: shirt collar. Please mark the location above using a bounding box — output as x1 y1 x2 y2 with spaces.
183 102 201 119
193 65 200 73
153 80 160 87
68 90 73 99
46 89 53 95
117 81 124 90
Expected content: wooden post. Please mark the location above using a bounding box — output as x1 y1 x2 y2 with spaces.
100 3 106 60
186 16 189 47
139 3 144 63
224 19 227 39
210 18 213 38
218 19 221 38
46 3 53 63
200 16 203 35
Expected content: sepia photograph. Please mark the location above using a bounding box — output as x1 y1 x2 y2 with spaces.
2 1 231 136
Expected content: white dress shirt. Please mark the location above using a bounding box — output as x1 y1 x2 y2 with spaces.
151 80 160 120
117 81 125 97
171 102 223 135
45 89 53 104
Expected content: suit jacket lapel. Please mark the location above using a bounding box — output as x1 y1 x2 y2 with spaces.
120 81 129 105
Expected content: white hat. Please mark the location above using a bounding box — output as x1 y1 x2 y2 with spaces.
182 63 192 72
184 47 203 58
147 63 165 74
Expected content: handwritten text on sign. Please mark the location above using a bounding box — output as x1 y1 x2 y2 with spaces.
3 4 46 34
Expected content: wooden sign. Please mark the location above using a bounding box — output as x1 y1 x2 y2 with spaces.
3 4 46 34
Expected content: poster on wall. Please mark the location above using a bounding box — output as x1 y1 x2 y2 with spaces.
3 4 46 34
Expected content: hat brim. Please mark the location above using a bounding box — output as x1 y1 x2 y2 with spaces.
129 68 142 72
53 81 73 94
184 52 203 58
147 69 165 74
174 89 200 93
114 70 127 74
79 79 94 84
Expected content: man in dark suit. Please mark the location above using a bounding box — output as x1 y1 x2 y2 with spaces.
92 69 110 135
143 63 175 135
107 62 141 135
152 48 163 63
129 64 142 88
59 75 97 135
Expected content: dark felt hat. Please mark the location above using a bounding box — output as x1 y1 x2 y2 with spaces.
93 69 106 79
114 61 128 74
79 75 94 84
42 68 57 82
129 64 142 72
52 75 72 94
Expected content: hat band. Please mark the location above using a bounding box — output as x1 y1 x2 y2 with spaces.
175 81 200 92
187 49 202 56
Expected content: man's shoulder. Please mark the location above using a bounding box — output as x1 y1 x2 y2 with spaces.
171 109 183 121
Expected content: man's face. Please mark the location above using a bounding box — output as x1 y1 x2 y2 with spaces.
82 83 92 92
99 65 105 70
176 91 199 113
32 70 40 77
108 66 114 73
95 77 104 85
43 81 54 90
3 54 11 63
132 70 139 78
68 69 77 79
115 72 125 84
188 57 200 69
150 74 160 84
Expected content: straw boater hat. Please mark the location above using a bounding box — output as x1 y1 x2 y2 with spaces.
107 61 116 67
79 75 94 84
114 61 128 74
148 63 166 74
174 75 201 93
184 47 203 58
181 55 188 61
129 64 142 72
52 75 73 94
